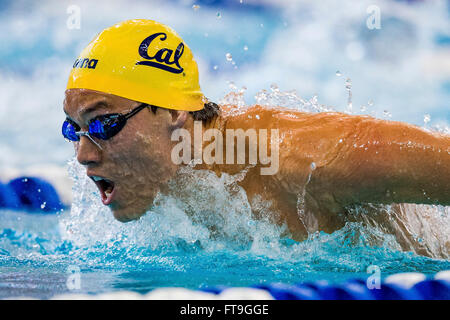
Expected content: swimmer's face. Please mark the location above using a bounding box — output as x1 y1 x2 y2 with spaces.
63 88 184 222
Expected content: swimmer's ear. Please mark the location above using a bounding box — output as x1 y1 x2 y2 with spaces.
169 110 188 130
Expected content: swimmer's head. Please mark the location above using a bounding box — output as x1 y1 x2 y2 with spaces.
63 20 219 222
67 19 205 111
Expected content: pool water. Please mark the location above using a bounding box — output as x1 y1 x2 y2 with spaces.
0 0 449 300
1 156 449 299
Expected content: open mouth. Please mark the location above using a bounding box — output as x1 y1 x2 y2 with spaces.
90 176 116 205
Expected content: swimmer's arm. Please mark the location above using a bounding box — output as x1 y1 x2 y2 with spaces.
316 116 450 207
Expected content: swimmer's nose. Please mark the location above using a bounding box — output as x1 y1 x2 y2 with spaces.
76 135 102 166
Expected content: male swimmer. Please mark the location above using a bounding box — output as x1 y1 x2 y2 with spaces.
63 20 449 257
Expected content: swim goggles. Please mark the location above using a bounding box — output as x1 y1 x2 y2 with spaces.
62 103 150 145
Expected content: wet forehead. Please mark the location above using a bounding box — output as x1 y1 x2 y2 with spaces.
64 88 137 119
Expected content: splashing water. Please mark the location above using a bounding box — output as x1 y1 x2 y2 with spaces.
1 86 449 299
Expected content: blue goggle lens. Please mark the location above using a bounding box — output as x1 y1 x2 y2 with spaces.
62 103 148 143
88 119 107 139
88 115 125 140
62 120 80 142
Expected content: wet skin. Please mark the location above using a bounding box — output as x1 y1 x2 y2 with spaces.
64 88 450 257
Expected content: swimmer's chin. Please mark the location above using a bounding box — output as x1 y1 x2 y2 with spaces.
110 207 148 223
108 193 159 223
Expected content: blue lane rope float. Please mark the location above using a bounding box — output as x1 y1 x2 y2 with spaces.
199 272 450 300
0 182 21 209
1 176 449 299
0 176 63 213
252 283 321 300
412 280 450 300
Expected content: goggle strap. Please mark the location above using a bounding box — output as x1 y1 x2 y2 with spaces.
124 103 150 120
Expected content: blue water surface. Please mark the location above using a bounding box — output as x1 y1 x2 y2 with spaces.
0 162 449 299
0 0 449 299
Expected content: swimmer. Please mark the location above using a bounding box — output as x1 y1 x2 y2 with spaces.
63 20 449 257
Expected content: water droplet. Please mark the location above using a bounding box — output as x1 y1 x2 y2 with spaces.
310 162 316 170
368 99 373 107
345 78 352 90
360 105 366 112
40 202 46 209
336 71 342 77
192 4 200 10
216 12 221 19
243 45 248 51
37 189 41 193
240 0 243 3
255 114 260 119
228 81 237 90
225 53 232 61
213 65 218 70
424 114 431 125
345 78 352 113
260 23 264 28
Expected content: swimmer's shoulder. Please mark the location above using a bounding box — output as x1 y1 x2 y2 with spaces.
220 104 373 130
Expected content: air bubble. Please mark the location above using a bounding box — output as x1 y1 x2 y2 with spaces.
270 83 279 92
345 78 352 113
192 4 200 11
336 71 342 77
228 81 237 90
225 53 232 61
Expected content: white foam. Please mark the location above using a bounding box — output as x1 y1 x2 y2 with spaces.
218 288 274 300
385 272 427 289
434 270 450 282
144 288 217 300
94 291 145 300
51 293 93 300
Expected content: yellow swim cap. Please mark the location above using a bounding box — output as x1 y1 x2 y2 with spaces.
66 19 205 111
